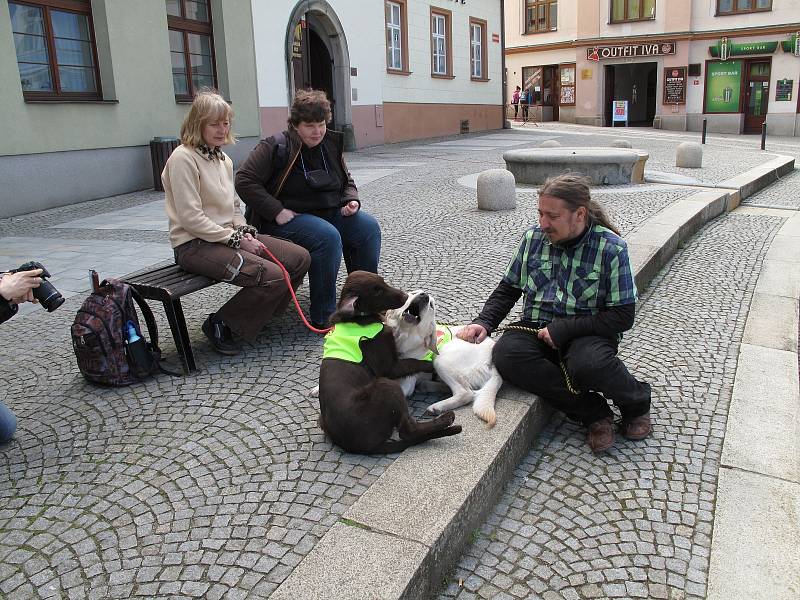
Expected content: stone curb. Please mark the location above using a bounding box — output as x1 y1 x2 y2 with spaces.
270 158 795 600
707 208 800 600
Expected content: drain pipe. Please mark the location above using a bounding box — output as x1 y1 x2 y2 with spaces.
500 0 508 128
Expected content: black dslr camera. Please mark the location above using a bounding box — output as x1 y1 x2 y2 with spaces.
10 261 65 312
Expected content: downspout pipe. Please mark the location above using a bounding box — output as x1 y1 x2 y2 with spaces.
500 0 509 128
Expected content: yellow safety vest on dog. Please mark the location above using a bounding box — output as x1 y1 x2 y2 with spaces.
423 324 454 361
322 322 384 363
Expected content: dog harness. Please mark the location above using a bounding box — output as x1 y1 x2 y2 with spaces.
322 322 384 363
422 324 454 362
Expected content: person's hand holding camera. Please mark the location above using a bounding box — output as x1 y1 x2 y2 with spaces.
0 269 42 305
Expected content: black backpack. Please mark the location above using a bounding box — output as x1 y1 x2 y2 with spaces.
71 278 165 386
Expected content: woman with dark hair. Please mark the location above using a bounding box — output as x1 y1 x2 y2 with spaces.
163 89 311 355
235 89 381 329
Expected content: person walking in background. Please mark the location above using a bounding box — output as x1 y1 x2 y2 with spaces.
162 89 311 355
235 89 381 329
458 174 651 454
512 85 521 119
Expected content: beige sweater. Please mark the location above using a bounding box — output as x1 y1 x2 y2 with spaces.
162 144 246 248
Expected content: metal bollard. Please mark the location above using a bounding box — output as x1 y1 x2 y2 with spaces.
701 119 707 145
761 122 766 150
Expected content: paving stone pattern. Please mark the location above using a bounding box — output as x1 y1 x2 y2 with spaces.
437 212 785 600
0 135 692 599
0 126 785 599
742 168 800 210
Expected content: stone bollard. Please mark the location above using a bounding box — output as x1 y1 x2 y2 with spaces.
609 139 632 148
540 139 561 148
676 141 703 168
477 169 517 211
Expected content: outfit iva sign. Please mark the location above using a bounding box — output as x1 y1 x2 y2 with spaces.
587 41 675 61
705 61 742 113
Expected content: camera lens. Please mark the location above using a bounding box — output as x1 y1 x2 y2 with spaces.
34 280 65 312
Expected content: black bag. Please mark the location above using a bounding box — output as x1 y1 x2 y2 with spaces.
71 278 166 386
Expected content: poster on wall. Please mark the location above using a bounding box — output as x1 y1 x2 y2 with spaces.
663 67 686 104
560 86 575 104
705 60 742 113
776 79 793 101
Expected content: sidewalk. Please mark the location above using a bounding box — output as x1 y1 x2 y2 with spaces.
0 125 797 599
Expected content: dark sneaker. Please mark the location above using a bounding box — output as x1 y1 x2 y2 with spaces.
587 417 615 453
620 412 652 440
202 314 240 356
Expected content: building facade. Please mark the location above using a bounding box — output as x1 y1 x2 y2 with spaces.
505 0 800 135
255 0 504 148
0 0 260 218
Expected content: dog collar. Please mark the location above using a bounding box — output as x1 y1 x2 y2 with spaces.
322 322 384 363
422 324 454 362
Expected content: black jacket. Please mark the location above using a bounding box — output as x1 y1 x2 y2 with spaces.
235 129 358 232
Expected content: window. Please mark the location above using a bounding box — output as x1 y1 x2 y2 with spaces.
430 8 452 77
385 0 408 74
610 0 655 22
9 0 101 99
166 0 216 101
559 64 575 105
469 18 487 80
525 0 557 34
717 0 771 15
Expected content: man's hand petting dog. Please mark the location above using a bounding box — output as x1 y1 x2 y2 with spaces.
457 324 488 344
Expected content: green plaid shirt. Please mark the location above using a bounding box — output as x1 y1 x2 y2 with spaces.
503 223 637 323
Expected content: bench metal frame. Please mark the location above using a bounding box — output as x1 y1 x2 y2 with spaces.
123 263 216 373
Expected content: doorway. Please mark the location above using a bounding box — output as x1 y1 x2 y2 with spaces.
285 2 352 133
603 62 658 126
744 60 770 134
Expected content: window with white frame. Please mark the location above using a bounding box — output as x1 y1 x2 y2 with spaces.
386 1 402 70
431 12 447 75
470 22 482 78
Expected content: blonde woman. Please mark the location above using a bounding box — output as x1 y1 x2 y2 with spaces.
162 89 310 355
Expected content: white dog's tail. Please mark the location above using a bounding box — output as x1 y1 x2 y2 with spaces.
472 368 502 428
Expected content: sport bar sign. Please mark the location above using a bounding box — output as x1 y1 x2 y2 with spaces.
587 41 675 61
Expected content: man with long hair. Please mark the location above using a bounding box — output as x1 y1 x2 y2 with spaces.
458 174 651 453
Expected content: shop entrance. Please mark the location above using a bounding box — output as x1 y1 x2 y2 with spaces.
744 60 771 134
603 62 657 127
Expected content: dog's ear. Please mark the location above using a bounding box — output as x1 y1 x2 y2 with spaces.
424 329 438 356
338 295 358 316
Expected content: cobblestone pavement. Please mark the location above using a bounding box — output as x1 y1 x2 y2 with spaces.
437 211 786 600
0 126 788 599
742 167 800 210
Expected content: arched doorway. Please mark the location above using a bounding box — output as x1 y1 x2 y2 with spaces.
285 1 352 142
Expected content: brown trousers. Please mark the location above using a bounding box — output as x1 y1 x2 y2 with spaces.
174 235 311 340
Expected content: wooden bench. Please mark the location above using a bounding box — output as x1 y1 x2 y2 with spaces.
123 262 216 373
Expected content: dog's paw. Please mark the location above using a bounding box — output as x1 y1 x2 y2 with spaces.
425 402 443 416
434 410 456 427
309 385 320 398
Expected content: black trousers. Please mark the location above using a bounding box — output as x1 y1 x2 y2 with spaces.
492 329 650 425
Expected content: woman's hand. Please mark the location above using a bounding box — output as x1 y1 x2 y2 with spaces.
340 201 359 217
240 233 267 256
275 208 297 225
0 269 42 304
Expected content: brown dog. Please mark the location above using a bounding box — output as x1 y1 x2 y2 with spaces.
317 271 462 454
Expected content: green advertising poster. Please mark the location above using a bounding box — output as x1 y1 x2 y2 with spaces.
705 60 742 113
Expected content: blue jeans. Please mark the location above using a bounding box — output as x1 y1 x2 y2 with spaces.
260 210 381 324
0 400 16 443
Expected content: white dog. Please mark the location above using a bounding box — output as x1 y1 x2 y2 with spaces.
384 290 503 427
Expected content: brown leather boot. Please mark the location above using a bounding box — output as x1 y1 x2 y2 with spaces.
587 417 615 453
620 412 652 440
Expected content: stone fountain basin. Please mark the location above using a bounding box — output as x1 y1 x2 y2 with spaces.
503 147 647 185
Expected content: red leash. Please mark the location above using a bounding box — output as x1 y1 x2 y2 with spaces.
259 245 332 335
